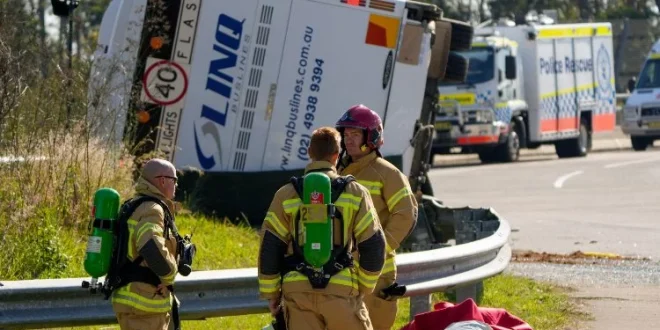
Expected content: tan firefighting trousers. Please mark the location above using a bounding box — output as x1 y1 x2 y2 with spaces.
114 309 171 330
282 292 373 330
363 274 397 330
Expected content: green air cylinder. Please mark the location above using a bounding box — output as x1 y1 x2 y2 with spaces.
84 187 120 279
301 172 333 268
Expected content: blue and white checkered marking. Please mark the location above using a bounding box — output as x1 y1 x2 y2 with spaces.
540 84 615 121
475 90 512 124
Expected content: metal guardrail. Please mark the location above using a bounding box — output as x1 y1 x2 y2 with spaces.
616 93 630 106
0 156 47 164
0 210 511 329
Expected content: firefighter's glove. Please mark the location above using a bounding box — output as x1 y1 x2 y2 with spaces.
381 282 407 300
177 235 196 276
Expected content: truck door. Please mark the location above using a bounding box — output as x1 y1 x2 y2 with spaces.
553 37 578 133
496 47 514 102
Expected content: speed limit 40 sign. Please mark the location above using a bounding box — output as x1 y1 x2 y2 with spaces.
141 57 189 106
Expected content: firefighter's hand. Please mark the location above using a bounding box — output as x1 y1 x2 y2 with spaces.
156 284 168 295
268 297 281 317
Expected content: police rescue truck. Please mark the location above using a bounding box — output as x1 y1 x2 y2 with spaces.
621 39 660 151
432 22 617 163
88 0 472 224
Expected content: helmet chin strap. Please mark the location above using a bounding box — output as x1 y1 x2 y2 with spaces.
337 147 348 170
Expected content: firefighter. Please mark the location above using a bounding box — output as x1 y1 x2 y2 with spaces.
258 127 387 330
336 104 419 330
111 158 180 330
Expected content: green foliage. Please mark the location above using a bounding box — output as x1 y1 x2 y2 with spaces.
0 211 70 279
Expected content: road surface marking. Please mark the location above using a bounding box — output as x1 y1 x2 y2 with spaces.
554 170 584 189
604 158 660 169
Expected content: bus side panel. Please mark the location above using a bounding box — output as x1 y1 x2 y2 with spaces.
261 0 399 171
174 0 260 172
88 0 147 144
226 0 294 172
382 22 432 177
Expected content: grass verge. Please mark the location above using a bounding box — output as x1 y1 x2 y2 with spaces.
37 213 587 330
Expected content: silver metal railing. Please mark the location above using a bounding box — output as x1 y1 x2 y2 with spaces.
0 209 511 330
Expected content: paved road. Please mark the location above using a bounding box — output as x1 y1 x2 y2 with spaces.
430 148 660 260
427 148 660 329
433 127 633 167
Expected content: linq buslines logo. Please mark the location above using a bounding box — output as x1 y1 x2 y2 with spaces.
311 192 324 204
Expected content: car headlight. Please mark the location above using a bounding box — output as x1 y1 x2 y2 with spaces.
623 106 638 121
437 102 459 117
476 110 492 122
461 109 494 123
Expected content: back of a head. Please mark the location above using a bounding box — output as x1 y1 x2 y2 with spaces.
141 158 176 184
308 127 341 161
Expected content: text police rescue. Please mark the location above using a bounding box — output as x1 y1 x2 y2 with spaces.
539 56 594 75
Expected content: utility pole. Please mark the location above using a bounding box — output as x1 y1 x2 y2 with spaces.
51 0 79 130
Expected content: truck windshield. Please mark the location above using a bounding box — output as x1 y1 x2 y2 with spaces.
637 59 660 89
439 47 494 86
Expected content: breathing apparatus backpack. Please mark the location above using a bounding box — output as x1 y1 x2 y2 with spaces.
282 171 356 289
82 189 195 298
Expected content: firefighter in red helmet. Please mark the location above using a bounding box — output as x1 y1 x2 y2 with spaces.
336 104 418 330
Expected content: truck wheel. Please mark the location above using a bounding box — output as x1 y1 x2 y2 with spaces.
478 150 497 163
442 52 468 83
440 17 473 51
527 142 541 149
495 124 520 162
631 136 649 151
555 120 589 158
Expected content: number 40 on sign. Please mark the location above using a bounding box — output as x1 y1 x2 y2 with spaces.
141 57 189 106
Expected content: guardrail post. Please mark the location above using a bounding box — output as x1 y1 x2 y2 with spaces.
455 281 483 304
452 207 496 304
409 294 432 320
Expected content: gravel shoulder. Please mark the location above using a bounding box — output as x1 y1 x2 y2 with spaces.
506 252 660 329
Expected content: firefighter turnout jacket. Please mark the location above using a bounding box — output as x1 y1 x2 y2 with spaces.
111 177 179 314
339 151 418 277
258 161 387 299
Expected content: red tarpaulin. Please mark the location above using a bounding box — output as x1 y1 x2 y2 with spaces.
400 298 533 330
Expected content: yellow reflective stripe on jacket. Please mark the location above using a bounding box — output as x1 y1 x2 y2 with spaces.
357 270 380 289
282 269 358 290
111 284 171 313
335 193 361 243
386 242 394 254
357 180 383 195
382 257 396 274
283 199 302 214
265 211 288 238
354 209 374 237
162 272 176 284
335 193 361 210
259 277 281 294
127 220 137 259
387 187 412 212
135 222 163 243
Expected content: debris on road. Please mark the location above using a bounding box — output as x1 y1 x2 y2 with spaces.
512 250 651 265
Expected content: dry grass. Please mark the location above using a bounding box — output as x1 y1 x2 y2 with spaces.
0 1 141 280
